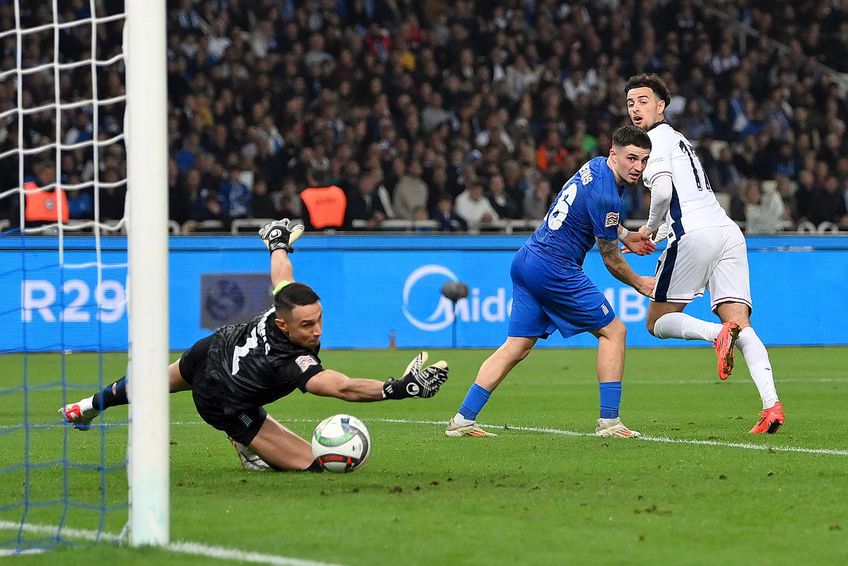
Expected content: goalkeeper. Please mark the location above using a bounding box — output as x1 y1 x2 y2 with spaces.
59 219 449 472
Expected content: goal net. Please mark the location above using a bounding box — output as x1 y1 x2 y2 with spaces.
0 0 168 554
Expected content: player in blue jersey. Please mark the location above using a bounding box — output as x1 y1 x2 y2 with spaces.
445 126 656 439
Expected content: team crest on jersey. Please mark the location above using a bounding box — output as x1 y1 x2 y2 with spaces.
295 355 318 372
605 212 619 227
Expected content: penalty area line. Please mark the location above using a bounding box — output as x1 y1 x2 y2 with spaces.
0 521 344 566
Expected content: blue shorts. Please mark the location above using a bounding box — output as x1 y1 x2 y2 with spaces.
508 247 616 339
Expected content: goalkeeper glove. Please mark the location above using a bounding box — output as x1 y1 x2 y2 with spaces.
382 351 449 399
258 218 304 254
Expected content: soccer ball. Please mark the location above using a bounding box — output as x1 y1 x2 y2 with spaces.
311 414 371 473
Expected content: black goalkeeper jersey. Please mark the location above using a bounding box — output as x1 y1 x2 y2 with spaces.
202 307 324 412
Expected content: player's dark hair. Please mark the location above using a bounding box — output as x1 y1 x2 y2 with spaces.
612 125 652 150
274 282 320 318
625 73 672 107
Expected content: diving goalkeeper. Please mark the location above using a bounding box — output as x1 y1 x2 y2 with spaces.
59 219 449 472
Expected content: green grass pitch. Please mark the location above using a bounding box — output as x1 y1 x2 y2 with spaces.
2 347 847 565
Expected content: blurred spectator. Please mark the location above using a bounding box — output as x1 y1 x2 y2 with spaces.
679 100 714 141
219 169 251 219
775 176 800 228
250 178 278 219
455 181 499 228
771 143 799 179
743 180 785 233
523 179 552 220
487 173 522 219
346 170 387 229
805 176 848 227
535 130 568 176
713 146 743 194
278 178 303 220
99 168 126 221
392 159 429 220
433 193 468 232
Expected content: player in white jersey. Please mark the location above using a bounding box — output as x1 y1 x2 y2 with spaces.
624 73 783 434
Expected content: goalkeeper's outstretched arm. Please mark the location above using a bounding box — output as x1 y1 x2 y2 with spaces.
304 352 449 401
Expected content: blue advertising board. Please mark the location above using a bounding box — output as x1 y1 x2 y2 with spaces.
1 235 846 352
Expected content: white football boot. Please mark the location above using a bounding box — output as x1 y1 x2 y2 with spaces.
595 418 641 438
229 437 272 471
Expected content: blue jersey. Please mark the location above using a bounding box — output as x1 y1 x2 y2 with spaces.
525 157 624 268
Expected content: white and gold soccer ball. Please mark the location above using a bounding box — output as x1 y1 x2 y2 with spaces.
311 414 371 473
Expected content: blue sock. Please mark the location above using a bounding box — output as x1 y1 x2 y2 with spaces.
458 383 492 421
92 377 128 411
599 381 622 419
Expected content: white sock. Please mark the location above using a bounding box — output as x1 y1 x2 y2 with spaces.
453 413 474 425
79 395 96 413
736 327 779 409
653 312 722 342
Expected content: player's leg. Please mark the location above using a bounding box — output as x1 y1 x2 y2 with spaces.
447 249 546 437
715 302 783 433
245 415 318 471
60 336 205 429
446 336 537 437
591 318 640 438
648 301 723 340
648 301 739 378
709 228 782 432
199 398 320 472
650 229 742 379
648 232 726 342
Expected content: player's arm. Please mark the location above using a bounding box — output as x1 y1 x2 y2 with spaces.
259 219 304 289
270 249 293 289
596 237 655 297
304 352 448 401
644 172 672 232
304 369 384 401
641 134 673 233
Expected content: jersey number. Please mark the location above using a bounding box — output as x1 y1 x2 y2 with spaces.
678 140 712 192
231 327 259 376
546 183 578 230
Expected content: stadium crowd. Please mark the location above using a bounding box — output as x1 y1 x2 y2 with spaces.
2 0 848 233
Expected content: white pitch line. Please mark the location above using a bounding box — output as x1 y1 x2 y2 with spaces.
369 418 848 457
0 521 344 566
81 417 848 458
630 378 844 385
171 417 848 456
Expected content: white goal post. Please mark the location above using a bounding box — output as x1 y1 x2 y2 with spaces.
126 0 169 547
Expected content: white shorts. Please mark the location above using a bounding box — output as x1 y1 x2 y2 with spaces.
652 224 752 312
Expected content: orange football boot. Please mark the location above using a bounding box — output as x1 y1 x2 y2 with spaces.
713 321 741 380
750 402 784 434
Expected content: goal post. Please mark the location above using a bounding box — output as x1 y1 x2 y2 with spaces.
125 0 169 547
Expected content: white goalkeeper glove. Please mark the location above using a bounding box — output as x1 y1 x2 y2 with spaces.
258 218 304 254
382 351 449 399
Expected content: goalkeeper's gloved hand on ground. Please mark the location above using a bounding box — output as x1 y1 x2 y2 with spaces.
382 351 449 399
258 218 304 254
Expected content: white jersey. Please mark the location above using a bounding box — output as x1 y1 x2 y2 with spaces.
643 122 735 237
